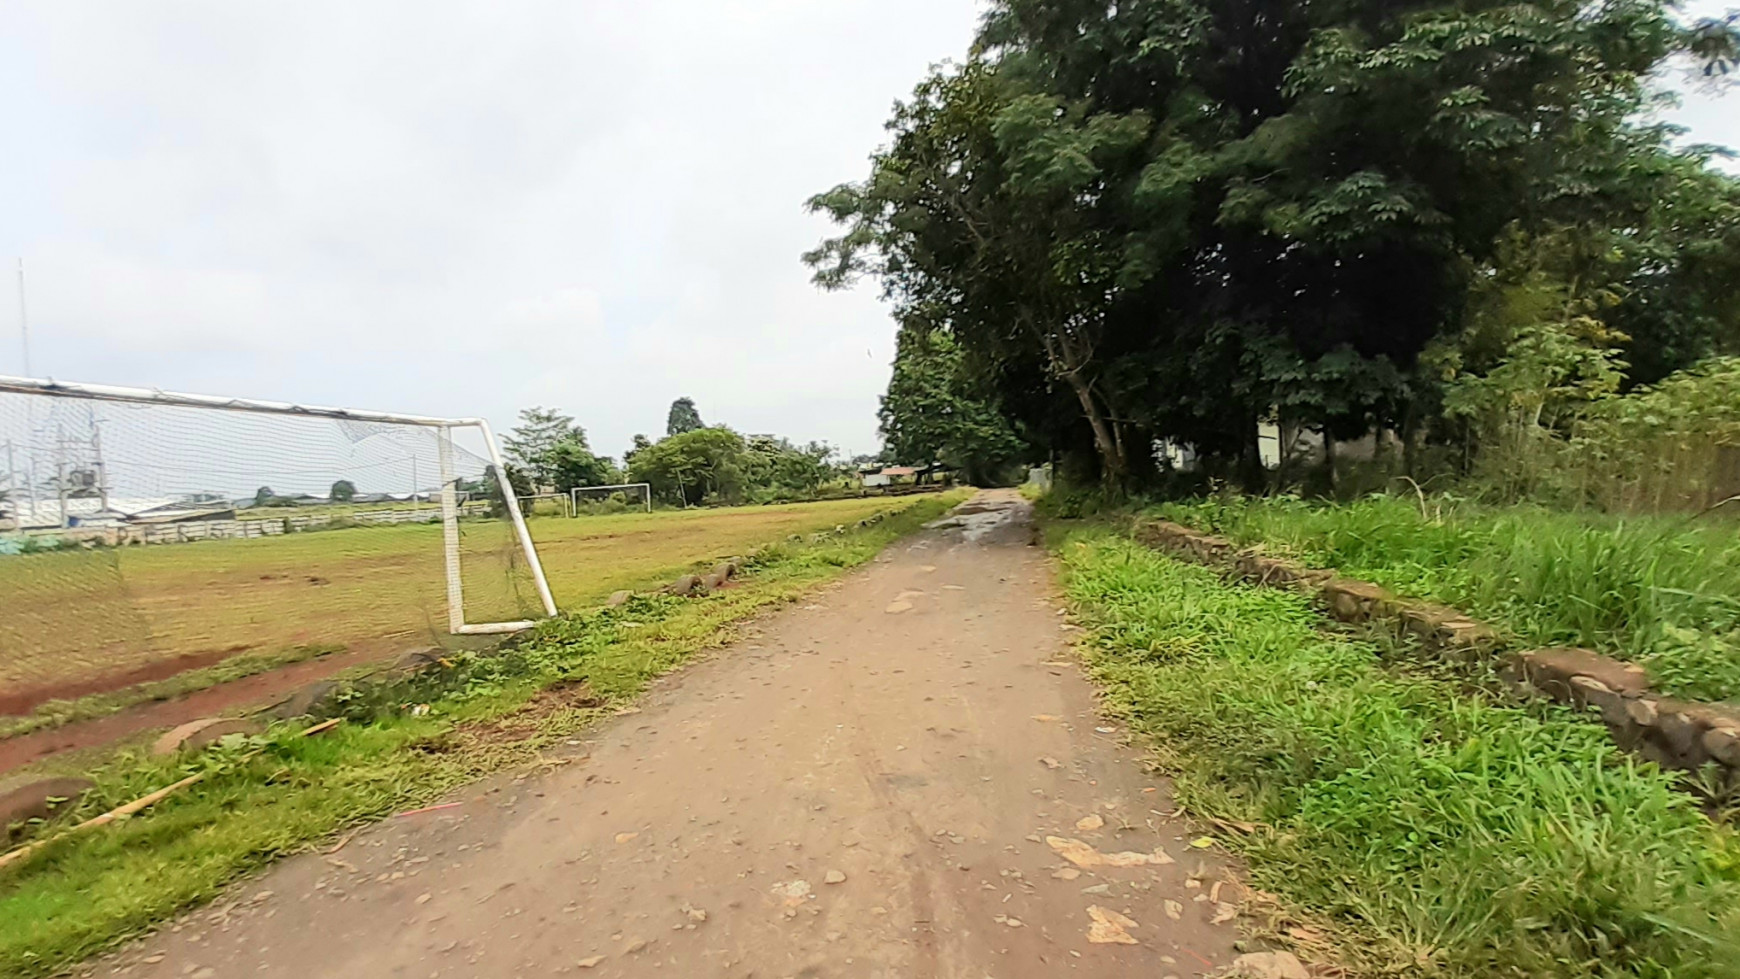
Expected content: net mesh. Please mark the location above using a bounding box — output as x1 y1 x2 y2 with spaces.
571 484 652 515
0 390 541 708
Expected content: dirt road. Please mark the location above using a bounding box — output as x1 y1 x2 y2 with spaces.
95 490 1240 978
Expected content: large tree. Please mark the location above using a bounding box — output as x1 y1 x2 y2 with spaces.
810 0 1740 490
666 397 704 437
504 407 612 493
880 321 1028 485
628 426 746 506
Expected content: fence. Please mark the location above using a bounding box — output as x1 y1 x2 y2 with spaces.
5 503 493 549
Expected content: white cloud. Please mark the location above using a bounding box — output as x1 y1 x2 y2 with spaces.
1 0 986 458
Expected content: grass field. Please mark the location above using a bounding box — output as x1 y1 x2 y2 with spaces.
1057 528 1740 977
0 498 910 700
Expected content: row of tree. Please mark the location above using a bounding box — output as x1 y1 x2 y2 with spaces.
812 0 1740 492
500 398 846 508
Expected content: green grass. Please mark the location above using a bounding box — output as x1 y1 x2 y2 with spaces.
1156 495 1740 702
1057 530 1740 977
0 492 966 979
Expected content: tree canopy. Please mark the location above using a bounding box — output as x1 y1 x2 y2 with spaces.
880 321 1028 485
504 407 612 493
329 479 356 503
666 397 705 437
810 0 1740 490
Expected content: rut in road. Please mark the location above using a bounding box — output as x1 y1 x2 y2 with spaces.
98 490 1243 978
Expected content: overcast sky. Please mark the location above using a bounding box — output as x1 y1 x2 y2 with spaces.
1 2 1734 462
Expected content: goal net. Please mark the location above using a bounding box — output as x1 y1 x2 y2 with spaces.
570 482 652 515
0 375 556 715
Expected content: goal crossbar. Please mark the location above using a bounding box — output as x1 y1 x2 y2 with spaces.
0 374 558 634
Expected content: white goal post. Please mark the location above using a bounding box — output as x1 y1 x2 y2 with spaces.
570 482 652 514
0 374 558 635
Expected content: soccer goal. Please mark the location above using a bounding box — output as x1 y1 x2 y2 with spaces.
520 493 575 519
570 482 652 515
0 374 558 705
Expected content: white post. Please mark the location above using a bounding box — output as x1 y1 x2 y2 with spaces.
478 419 558 618
91 418 109 514
54 428 67 528
437 426 466 635
16 258 31 378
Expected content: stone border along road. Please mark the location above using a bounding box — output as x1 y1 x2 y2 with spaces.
85 490 1262 979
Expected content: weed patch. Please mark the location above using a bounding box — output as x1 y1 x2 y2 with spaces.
1158 495 1740 702
1058 530 1740 977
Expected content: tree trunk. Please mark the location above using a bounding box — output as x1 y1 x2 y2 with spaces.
1322 429 1338 494
1401 403 1418 480
1064 373 1127 490
1239 416 1266 493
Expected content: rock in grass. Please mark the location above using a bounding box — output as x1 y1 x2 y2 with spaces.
151 717 264 757
271 680 341 720
1 777 94 837
663 575 702 597
606 590 634 608
392 648 444 676
1228 951 1310 979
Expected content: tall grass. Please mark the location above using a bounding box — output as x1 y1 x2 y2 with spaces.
1157 495 1740 702
1060 532 1740 977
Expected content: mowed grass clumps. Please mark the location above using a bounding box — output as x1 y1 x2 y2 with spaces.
1158 495 1740 702
1059 531 1740 978
0 493 965 979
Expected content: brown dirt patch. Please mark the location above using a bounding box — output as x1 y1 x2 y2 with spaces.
0 647 243 717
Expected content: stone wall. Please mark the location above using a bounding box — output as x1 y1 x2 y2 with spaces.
1130 519 1740 787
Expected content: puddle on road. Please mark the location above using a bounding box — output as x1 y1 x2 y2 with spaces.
926 499 1024 542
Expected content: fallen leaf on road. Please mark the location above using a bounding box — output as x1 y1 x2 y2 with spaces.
1076 814 1105 832
577 956 605 968
622 938 648 955
824 870 847 884
615 832 639 844
885 601 913 614
1032 714 1062 722
1164 900 1183 920
1190 837 1216 849
1211 902 1238 925
993 914 1024 927
1209 880 1225 904
1051 867 1082 880
682 905 707 923
1086 905 1140 945
1039 757 1062 770
771 880 812 906
1228 951 1309 979
415 893 432 905
1047 836 1174 868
